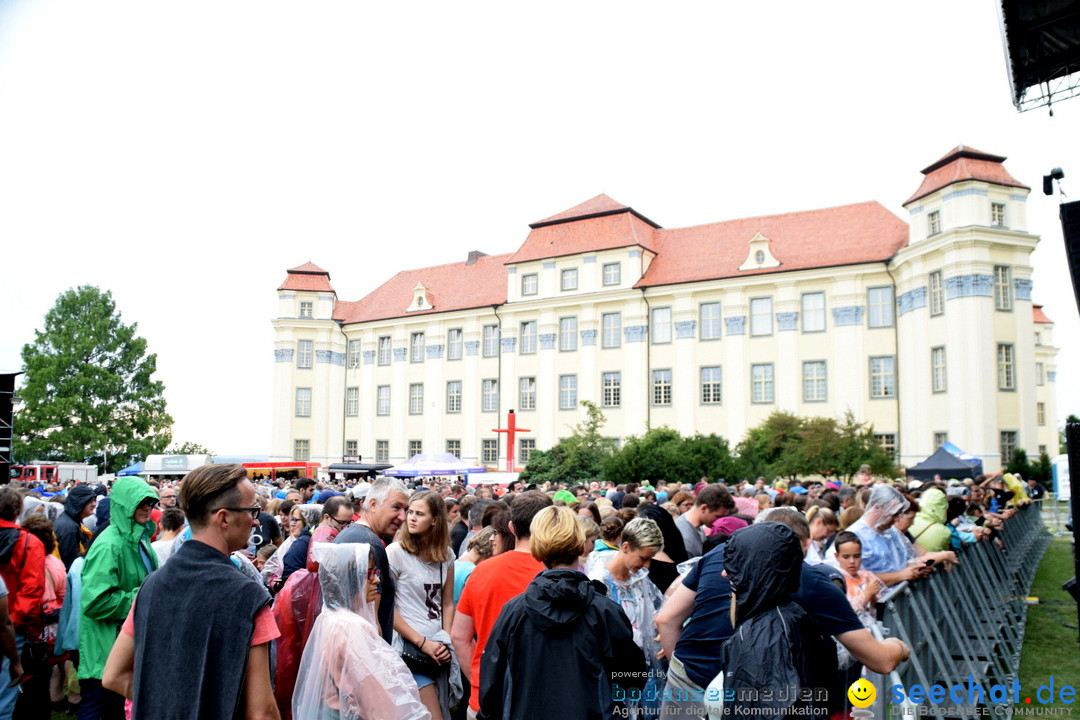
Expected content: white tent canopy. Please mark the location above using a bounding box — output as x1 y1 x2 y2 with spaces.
382 453 486 478
140 454 210 476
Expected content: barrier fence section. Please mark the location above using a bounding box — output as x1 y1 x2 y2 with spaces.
865 503 1053 716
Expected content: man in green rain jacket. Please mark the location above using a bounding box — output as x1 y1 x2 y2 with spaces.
78 477 159 720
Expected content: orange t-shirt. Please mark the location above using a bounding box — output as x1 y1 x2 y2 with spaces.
123 596 279 646
456 550 544 711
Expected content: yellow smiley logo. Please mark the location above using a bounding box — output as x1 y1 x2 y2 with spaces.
848 678 876 708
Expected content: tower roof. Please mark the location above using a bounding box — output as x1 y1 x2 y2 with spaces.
507 194 658 264
278 262 335 293
904 145 1029 205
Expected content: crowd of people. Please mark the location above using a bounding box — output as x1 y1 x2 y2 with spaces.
0 464 1040 720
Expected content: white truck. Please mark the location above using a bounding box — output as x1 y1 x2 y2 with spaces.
10 462 99 484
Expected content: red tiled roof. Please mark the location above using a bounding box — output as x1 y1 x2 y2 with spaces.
336 253 511 325
636 201 908 289
531 194 651 228
1033 305 1052 324
904 146 1029 205
279 262 335 292
507 209 658 264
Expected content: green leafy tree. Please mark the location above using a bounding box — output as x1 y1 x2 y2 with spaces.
520 401 617 484
14 286 173 473
1030 452 1052 485
601 426 737 486
1005 448 1033 479
169 441 214 456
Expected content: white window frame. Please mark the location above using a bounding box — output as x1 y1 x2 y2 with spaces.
997 343 1015 390
1000 431 1017 465
377 336 392 366
408 440 423 456
750 297 773 337
519 438 536 464
293 439 310 461
295 387 312 417
929 271 944 317
802 361 826 402
482 379 498 412
801 292 825 333
561 268 578 291
519 320 537 354
299 300 313 318
410 332 425 363
375 440 389 463
446 380 462 414
481 439 498 464
347 339 362 368
409 383 424 415
602 312 621 348
651 369 672 406
1037 402 1046 426
559 316 578 351
519 377 536 411
1036 362 1045 386
521 273 538 296
991 202 1007 228
602 262 621 286
345 386 359 416
870 356 896 398
345 439 358 457
602 371 621 408
559 374 578 410
751 363 774 404
867 286 894 328
447 328 463 360
297 339 313 369
376 385 390 416
446 439 461 457
931 346 947 393
651 306 672 344
483 324 499 358
701 366 722 404
700 302 721 340
928 210 941 236
994 266 1013 311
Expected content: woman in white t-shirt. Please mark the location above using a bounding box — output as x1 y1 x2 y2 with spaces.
387 490 458 720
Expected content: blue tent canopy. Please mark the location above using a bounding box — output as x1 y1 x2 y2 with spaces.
116 461 143 476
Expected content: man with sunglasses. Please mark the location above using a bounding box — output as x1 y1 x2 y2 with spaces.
78 476 159 720
103 464 281 720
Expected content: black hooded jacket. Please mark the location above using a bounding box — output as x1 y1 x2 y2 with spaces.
55 485 97 569
479 568 647 720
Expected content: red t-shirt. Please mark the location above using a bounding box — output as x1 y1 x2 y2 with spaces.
122 597 279 646
456 549 544 711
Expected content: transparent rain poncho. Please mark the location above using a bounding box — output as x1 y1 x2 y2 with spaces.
844 484 913 574
292 542 430 720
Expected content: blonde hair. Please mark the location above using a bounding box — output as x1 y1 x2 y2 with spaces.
805 506 838 528
621 517 664 551
577 516 600 542
530 506 585 568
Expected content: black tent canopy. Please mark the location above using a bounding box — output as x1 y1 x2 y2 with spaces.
908 447 982 481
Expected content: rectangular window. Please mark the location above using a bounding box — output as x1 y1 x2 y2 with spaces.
934 432 948 449
928 210 941 236
931 347 947 393
801 292 826 333
559 375 578 410
446 381 462 414
446 439 461 457
447 328 463 360
929 271 944 316
1000 431 1017 465
874 433 897 461
297 339 313 369
750 297 773 336
559 316 578 351
603 262 621 286
293 439 310 462
519 321 537 354
519 439 536 464
482 379 498 412
701 366 722 404
651 307 672 344
700 302 722 340
1037 402 1046 426
870 356 896 398
410 332 425 363
602 312 621 348
519 377 536 410
481 439 498 464
299 301 313 318
376 385 390 416
561 268 578 291
375 440 389 463
409 383 424 414
1036 362 1045 386
521 273 538 296
652 369 672 406
868 287 895 328
751 363 774 404
377 336 392 365
994 266 1012 311
483 324 500 358
347 339 362 368
408 440 422 456
345 440 358 457
1039 444 1048 455
295 387 312 417
998 343 1015 390
991 202 1007 228
803 361 826 402
346 386 359 416
601 371 621 408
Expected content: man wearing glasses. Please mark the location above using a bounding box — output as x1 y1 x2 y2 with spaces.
78 477 160 720
103 464 281 720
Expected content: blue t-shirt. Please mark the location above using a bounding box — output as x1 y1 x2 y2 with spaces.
676 545 864 689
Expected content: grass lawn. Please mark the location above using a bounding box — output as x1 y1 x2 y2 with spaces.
1017 535 1079 711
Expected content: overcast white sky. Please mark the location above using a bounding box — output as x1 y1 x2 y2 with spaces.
0 1 1077 456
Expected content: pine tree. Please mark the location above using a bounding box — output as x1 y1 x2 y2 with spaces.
15 286 173 473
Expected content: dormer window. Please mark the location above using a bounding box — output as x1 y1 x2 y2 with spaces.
408 282 433 312
299 301 313 318
755 250 765 264
738 232 781 271
928 210 941 236
522 273 538 296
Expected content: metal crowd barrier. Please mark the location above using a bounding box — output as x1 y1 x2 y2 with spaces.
865 503 1052 716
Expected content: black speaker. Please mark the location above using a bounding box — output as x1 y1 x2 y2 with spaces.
0 373 16 485
1065 423 1080 640
1062 201 1080 317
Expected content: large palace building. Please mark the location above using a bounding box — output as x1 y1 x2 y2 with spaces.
270 147 1060 474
